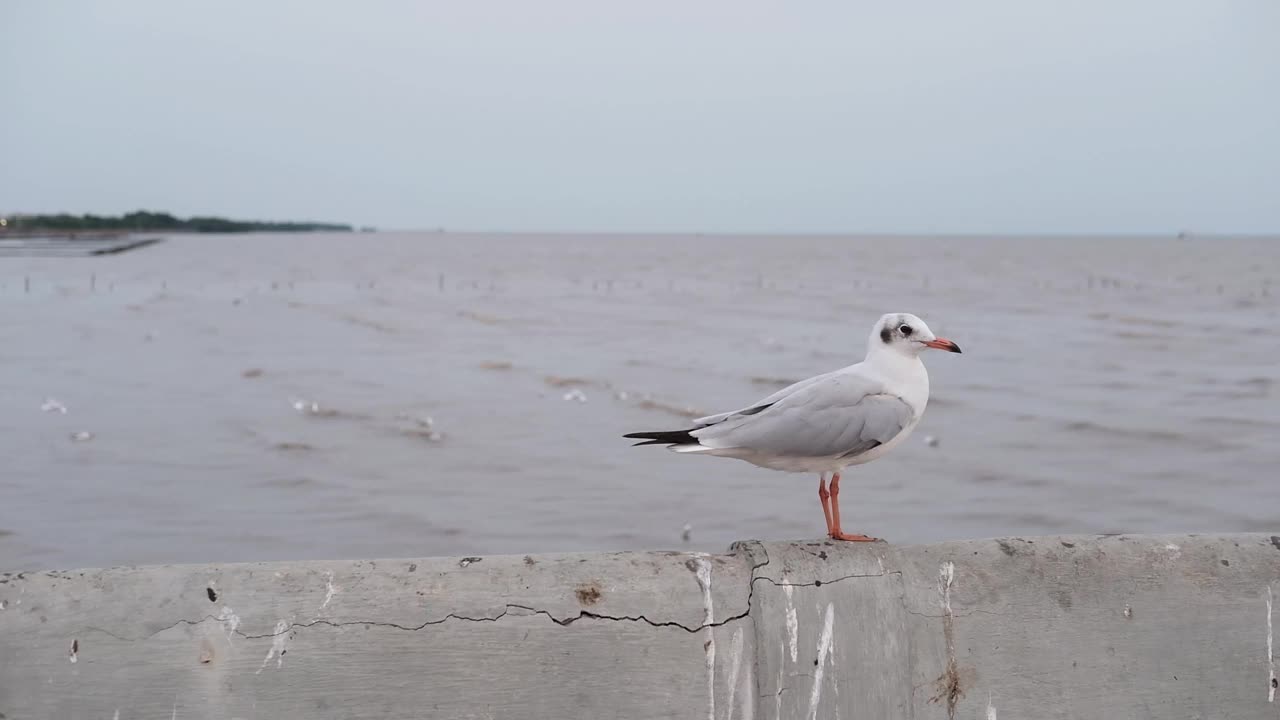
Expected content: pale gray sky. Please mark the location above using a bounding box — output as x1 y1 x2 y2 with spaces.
2 1 1277 233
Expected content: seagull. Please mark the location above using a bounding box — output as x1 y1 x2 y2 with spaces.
624 313 961 542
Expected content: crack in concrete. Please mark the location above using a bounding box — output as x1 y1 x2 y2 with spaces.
72 548 784 642
238 602 747 637
81 617 220 643
79 599 759 643
758 570 901 589
70 547 905 647
34 546 980 719
243 550 777 638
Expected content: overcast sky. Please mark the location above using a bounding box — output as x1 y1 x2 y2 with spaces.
2 1 1277 233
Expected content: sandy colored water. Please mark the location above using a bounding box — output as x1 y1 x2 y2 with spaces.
1 232 1277 570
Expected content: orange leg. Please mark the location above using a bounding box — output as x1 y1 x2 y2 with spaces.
817 474 834 536
828 472 880 542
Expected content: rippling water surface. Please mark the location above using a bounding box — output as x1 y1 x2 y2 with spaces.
1 232 1276 570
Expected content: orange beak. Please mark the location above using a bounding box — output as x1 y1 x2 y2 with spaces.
923 337 962 353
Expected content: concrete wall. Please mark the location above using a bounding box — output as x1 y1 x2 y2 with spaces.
2 533 1277 719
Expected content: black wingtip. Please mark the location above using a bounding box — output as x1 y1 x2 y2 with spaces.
623 429 698 446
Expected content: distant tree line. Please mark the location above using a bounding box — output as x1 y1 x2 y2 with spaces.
2 210 352 233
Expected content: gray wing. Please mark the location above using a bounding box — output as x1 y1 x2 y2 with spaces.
691 371 838 428
691 372 915 459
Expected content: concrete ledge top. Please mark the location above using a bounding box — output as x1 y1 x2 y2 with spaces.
3 533 1278 637
2 533 1278 719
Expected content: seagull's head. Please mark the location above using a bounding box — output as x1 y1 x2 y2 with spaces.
870 313 962 359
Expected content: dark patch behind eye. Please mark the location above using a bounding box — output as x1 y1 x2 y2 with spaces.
880 327 892 343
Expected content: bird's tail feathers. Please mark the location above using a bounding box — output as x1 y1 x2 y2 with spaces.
623 429 699 447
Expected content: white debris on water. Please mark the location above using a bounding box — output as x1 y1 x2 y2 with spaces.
396 412 433 428
69 431 94 442
562 388 588 403
924 435 940 447
397 413 445 441
291 399 322 415
41 398 67 414
681 523 692 542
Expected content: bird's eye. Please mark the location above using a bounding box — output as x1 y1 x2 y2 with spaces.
900 325 913 337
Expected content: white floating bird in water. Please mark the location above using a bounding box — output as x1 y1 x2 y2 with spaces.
625 313 961 542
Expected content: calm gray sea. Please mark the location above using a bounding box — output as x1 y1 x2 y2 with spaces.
1 232 1277 571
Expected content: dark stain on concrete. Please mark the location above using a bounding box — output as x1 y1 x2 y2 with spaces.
574 584 603 606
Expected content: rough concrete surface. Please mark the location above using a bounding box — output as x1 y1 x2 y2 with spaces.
1 534 1277 719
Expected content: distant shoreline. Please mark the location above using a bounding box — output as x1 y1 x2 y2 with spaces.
0 229 362 240
0 210 356 235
